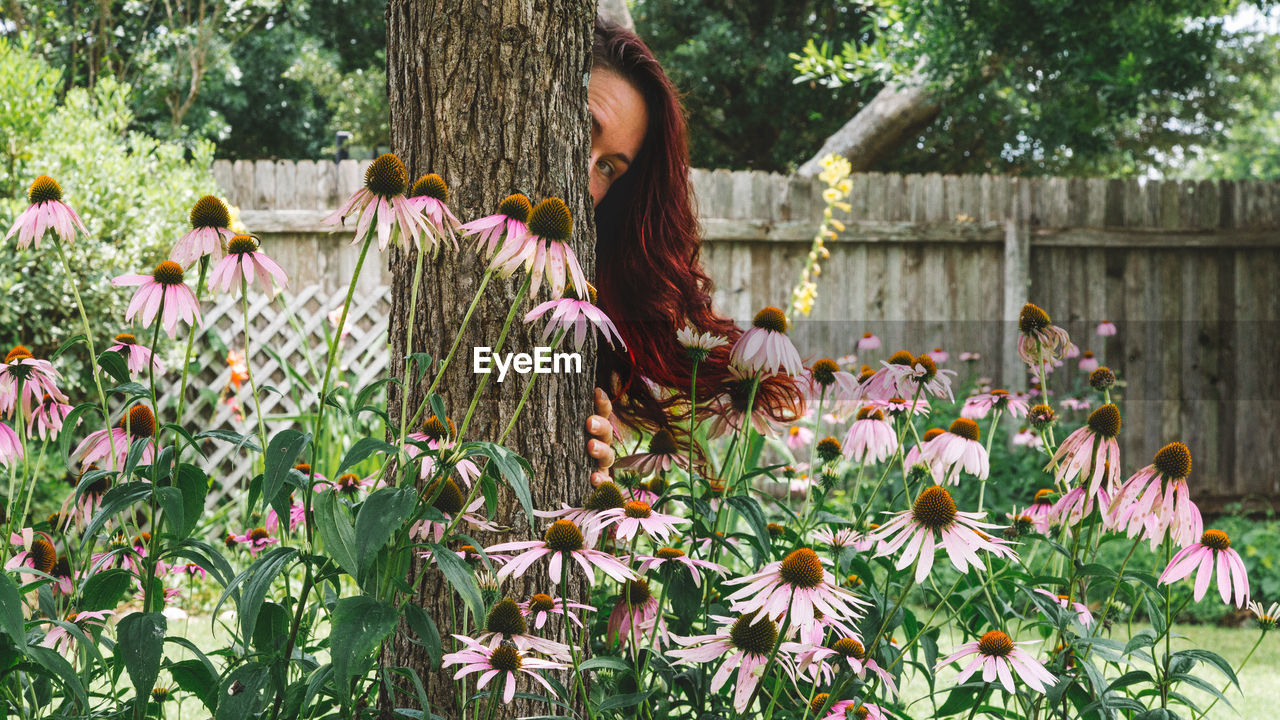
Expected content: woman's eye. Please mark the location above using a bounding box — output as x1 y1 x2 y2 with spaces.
596 160 615 179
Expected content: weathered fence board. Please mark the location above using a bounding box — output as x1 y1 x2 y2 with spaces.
206 160 1279 512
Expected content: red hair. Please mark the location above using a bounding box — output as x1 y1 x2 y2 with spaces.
591 19 804 437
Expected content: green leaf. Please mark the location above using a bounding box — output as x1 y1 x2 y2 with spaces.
27 645 88 710
1174 648 1240 689
579 656 631 672
726 494 772 561
353 487 417 579
427 541 485 621
466 442 534 530
337 437 395 476
0 571 26 650
97 350 131 385
195 428 261 453
331 595 399 683
167 658 218 713
429 393 447 425
252 601 291 655
81 482 152 545
222 546 298 643
155 486 186 541
936 684 985 716
107 381 150 398
78 568 134 612
262 430 311 510
596 689 660 711
52 333 86 360
313 490 359 578
59 402 101 462
216 662 271 720
116 612 166 703
174 464 209 538
403 603 442 670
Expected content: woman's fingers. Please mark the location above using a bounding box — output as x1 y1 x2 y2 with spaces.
587 388 616 480
594 387 613 419
587 437 615 469
589 470 610 488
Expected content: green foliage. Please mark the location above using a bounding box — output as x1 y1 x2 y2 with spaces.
0 39 218 394
634 0 877 171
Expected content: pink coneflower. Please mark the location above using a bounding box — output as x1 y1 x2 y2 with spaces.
170 563 209 581
410 478 500 543
1047 404 1122 500
461 194 532 261
805 358 863 414
1097 321 1117 337
937 630 1056 693
722 547 868 629
667 613 791 713
815 699 889 720
208 235 289 296
1248 601 1279 630
5 176 89 249
731 307 803 377
523 284 625 350
922 418 989 484
1059 396 1091 412
607 579 662 647
857 332 881 351
1110 442 1202 549
535 481 625 543
406 416 481 484
1017 303 1074 367
593 500 688 544
866 351 956 403
5 529 57 584
0 421 21 467
962 389 1029 420
324 153 429 252
1078 351 1099 372
842 406 898 464
488 197 586 299
959 351 981 362
812 527 872 553
265 501 306 533
1012 427 1043 450
487 519 635 586
930 347 950 363
519 592 593 630
113 261 203 339
107 333 164 377
676 326 730 362
441 634 567 704
786 636 898 696
28 394 72 440
314 472 377 496
1034 588 1094 627
1159 529 1249 607
786 423 815 451
0 346 68 418
903 428 947 484
42 610 113 656
704 364 790 439
633 547 727 587
1052 484 1111 529
870 485 1015 583
228 528 279 557
476 598 570 659
874 394 931 418
613 429 688 475
171 195 235 266
405 173 462 247
1015 488 1058 534
71 404 157 471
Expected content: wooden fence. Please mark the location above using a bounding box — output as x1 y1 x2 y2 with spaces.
206 159 1279 513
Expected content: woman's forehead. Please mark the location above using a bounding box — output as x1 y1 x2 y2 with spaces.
589 69 647 160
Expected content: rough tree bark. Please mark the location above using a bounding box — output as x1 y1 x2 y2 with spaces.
795 74 941 177
383 1 597 718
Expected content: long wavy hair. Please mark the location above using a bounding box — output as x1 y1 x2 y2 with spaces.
591 19 804 439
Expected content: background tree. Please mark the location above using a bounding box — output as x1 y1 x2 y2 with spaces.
382 1 596 717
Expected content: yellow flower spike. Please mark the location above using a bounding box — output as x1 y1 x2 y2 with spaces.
822 188 841 202
831 219 846 232
834 201 852 212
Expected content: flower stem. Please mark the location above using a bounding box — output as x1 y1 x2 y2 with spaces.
976 408 1002 512
53 238 116 467
456 273 531 440
396 246 427 449
407 269 494 430
497 328 566 444
561 565 594 720
241 281 268 475
1194 629 1266 720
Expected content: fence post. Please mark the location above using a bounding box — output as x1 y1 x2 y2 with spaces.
1002 178 1031 391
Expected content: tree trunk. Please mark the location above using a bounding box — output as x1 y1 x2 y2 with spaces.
383 2 597 718
795 73 941 177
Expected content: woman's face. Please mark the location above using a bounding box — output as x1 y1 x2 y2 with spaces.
588 68 648 208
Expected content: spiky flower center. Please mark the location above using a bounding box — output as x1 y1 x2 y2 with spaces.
133 532 151 546
489 645 522 672
623 501 652 519
585 481 625 511
1154 442 1192 480
810 694 830 715
1029 404 1056 428
645 475 667 495
498 194 533 223
833 637 866 659
294 463 312 475
752 306 788 333
978 630 1014 657
428 479 464 515
5 346 33 363
856 406 885 422
30 537 56 574
336 473 362 493
528 197 572 241
1019 303 1051 333
409 173 448 201
854 706 871 719
189 195 230 228
1090 366 1116 390
655 547 685 560
914 353 937 378
767 523 785 537
122 405 156 438
817 437 842 461
421 415 455 441
227 235 258 254
115 334 137 345
152 687 170 702
29 175 63 204
528 593 555 613
544 519 584 552
949 418 980 442
53 556 71 578
812 358 839 385
1201 529 1230 551
1034 488 1055 505
624 579 652 605
913 485 958 529
779 548 824 589
649 429 678 455
364 153 408 197
707 479 726 496
922 428 945 443
729 613 778 655
486 598 528 636
1087 404 1122 438
152 261 185 286
249 528 270 542
888 350 915 366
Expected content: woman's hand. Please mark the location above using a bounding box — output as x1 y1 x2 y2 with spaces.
587 387 616 488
